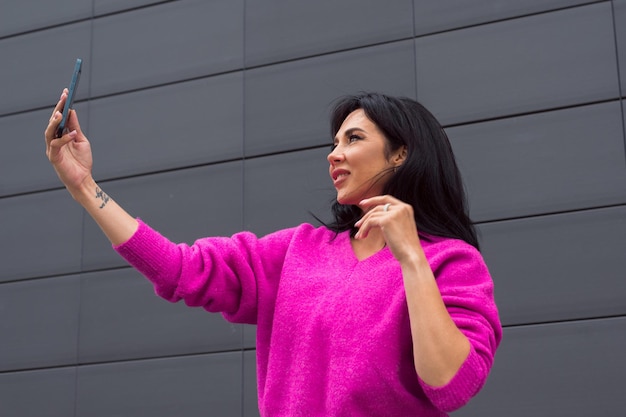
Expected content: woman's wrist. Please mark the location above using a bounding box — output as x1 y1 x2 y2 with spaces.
398 243 428 269
67 177 138 245
68 177 99 207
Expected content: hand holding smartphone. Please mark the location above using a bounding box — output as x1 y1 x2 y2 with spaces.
56 58 83 138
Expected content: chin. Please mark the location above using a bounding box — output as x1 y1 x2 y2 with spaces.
336 195 359 207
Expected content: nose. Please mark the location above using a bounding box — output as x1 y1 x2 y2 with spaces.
327 146 344 165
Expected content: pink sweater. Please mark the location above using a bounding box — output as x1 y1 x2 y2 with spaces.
114 220 501 416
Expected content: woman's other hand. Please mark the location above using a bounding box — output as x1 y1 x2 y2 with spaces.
355 195 424 265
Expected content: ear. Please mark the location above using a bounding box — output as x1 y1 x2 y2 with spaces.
392 145 407 166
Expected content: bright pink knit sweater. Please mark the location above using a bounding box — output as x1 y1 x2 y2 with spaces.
114 220 501 416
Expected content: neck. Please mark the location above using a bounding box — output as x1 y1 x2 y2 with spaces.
351 227 386 260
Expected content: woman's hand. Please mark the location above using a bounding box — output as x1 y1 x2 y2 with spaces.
44 89 93 195
44 89 138 245
355 195 424 265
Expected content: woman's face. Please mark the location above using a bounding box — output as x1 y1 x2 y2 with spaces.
327 109 404 206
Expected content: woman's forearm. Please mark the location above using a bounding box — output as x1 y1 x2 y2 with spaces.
401 253 471 387
69 177 138 246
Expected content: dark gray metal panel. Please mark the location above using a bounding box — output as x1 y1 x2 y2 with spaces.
0 276 80 371
478 206 626 326
622 99 626 162
244 349 260 417
89 72 243 181
76 352 242 417
413 0 603 36
0 367 76 417
90 0 244 97
245 0 413 67
245 40 416 156
415 3 619 125
0 0 91 38
448 102 626 222
243 324 256 349
94 0 168 16
243 148 334 236
614 0 626 96
453 317 626 416
79 268 242 363
0 23 92 115
0 103 89 197
82 161 243 270
0 190 83 282
1 3 623 417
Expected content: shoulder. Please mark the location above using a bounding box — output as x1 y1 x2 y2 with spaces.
291 222 338 240
280 223 342 253
254 223 339 247
420 235 490 285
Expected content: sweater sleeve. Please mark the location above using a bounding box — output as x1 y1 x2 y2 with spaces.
418 240 503 412
113 219 296 324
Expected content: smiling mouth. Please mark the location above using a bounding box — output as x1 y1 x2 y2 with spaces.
331 169 350 181
332 173 349 188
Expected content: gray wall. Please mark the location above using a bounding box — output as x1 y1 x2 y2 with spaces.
1 1 625 416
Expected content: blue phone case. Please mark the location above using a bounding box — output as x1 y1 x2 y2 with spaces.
56 58 83 138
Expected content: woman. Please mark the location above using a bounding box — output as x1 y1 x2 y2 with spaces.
45 91 501 416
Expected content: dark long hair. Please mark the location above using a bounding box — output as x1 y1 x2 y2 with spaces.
326 92 480 250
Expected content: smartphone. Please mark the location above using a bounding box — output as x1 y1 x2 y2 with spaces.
56 58 83 138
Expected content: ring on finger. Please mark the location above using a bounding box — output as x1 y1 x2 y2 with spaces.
383 203 391 212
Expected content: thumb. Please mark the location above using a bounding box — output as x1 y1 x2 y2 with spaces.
66 109 84 136
49 129 78 151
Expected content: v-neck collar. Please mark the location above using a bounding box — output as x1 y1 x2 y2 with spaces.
339 230 391 264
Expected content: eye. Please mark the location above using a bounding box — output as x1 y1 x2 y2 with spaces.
331 133 362 150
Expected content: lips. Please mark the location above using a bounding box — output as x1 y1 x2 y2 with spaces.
331 169 349 180
331 169 350 186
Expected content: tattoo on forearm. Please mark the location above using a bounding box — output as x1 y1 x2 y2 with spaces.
95 186 110 209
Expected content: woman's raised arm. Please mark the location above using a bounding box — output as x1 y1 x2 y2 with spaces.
45 90 138 245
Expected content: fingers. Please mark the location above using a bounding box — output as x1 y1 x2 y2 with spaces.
45 111 62 145
359 195 396 211
355 210 387 239
354 195 411 239
66 109 83 135
354 203 390 239
50 129 77 147
49 89 68 120
47 128 77 159
45 89 84 145
45 90 68 142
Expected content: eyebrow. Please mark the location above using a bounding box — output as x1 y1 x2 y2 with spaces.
334 127 367 142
